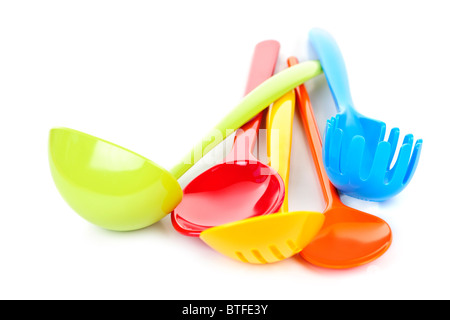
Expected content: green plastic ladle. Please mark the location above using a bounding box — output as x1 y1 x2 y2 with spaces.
49 61 322 231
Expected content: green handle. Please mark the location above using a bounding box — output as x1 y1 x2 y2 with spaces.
170 60 322 179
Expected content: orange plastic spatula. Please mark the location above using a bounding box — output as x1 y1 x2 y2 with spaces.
288 57 392 269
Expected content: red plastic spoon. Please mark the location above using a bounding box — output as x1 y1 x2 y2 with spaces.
288 57 392 268
171 40 285 236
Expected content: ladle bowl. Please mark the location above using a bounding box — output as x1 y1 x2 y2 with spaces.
49 127 183 231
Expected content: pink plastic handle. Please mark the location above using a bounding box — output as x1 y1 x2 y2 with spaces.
226 40 280 162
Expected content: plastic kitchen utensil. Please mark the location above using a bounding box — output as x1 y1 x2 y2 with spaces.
199 90 324 264
288 56 392 269
49 127 183 231
49 59 322 231
309 28 422 201
171 40 285 236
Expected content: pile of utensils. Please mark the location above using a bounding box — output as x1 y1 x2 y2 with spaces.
49 28 422 269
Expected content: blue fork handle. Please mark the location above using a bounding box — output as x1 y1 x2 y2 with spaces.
309 28 354 113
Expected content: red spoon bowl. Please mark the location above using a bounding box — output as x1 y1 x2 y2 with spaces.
171 160 285 236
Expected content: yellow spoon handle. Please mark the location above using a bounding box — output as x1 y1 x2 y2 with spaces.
266 90 296 213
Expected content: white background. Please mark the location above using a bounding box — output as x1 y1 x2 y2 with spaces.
0 0 448 300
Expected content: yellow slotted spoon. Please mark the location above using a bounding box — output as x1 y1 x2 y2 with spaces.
200 90 324 264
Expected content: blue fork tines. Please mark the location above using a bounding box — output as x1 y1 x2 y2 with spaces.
323 120 423 201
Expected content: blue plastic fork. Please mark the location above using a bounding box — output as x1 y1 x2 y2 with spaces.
309 28 422 201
